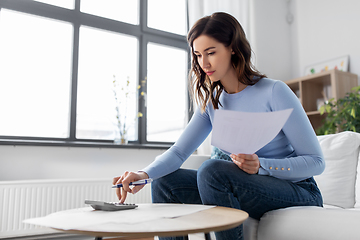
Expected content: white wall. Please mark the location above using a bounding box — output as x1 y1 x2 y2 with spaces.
0 145 165 181
251 0 360 83
249 0 293 81
293 0 360 81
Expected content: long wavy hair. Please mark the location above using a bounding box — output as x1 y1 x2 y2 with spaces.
187 12 266 112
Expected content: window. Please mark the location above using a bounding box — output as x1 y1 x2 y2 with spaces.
76 27 138 141
34 0 74 9
148 0 187 35
80 0 138 25
0 9 73 138
147 43 188 142
0 0 189 147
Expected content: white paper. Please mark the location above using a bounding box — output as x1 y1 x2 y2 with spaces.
211 109 293 154
23 204 215 230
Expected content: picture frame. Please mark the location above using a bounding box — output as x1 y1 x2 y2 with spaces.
304 55 349 75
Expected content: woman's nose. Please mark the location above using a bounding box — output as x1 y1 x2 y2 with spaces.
200 57 210 69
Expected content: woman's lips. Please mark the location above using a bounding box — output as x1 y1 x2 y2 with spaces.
206 71 215 76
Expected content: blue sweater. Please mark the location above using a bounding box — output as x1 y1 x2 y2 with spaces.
142 78 325 182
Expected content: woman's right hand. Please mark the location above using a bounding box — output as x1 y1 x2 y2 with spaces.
112 171 149 203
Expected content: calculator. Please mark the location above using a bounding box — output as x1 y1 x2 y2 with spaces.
85 200 138 211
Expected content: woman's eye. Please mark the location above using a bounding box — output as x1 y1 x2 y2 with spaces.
195 54 202 58
208 52 215 56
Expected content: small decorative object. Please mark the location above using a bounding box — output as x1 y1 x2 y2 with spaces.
304 55 349 76
317 85 332 110
316 86 360 135
112 75 145 144
316 98 325 111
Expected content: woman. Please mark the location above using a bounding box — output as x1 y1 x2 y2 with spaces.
113 12 325 240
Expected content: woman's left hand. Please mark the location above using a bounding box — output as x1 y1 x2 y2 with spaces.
230 153 260 174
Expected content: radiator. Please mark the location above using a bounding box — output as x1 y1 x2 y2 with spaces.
0 179 152 238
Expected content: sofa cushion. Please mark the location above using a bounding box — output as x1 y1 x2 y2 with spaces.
315 131 360 208
257 206 360 240
243 217 259 240
356 151 360 208
210 146 232 161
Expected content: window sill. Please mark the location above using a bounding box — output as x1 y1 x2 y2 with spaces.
0 138 171 149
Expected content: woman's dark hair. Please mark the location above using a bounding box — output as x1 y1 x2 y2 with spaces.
187 12 266 112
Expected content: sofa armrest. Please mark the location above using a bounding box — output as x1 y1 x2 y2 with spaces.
181 154 210 170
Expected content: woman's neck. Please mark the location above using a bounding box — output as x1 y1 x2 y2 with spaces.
221 73 247 94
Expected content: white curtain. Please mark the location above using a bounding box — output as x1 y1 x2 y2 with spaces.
188 0 250 37
187 0 250 155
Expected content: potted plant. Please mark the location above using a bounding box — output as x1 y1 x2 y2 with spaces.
316 86 360 135
112 75 145 144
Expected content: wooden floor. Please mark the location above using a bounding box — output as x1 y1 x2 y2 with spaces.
6 236 154 240
4 233 95 240
7 232 209 240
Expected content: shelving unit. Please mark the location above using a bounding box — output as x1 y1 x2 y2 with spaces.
285 69 358 131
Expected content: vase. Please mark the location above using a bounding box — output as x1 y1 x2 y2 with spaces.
114 133 128 145
120 135 128 144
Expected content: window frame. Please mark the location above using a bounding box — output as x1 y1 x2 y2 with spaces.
0 0 191 149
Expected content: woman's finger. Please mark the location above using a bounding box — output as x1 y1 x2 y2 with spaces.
114 172 128 201
131 184 145 194
112 176 120 185
231 153 260 174
120 188 127 203
121 171 135 193
114 171 150 202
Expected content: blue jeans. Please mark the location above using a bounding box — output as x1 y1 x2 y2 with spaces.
152 159 323 240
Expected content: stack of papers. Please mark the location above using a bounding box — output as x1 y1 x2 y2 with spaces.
24 204 214 230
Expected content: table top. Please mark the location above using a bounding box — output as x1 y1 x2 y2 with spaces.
53 204 248 238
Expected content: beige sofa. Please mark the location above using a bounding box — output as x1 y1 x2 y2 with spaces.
186 131 360 240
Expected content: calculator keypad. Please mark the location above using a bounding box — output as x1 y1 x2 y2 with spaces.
85 200 138 211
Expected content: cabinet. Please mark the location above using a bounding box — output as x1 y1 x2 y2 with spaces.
285 69 358 131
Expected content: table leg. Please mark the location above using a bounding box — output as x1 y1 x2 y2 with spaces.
183 236 189 240
204 233 211 240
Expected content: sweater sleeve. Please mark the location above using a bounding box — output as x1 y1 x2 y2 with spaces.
257 81 325 181
141 108 212 180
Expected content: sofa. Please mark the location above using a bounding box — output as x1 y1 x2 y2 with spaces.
185 131 360 240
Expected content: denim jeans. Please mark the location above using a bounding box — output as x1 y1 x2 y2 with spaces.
152 159 323 240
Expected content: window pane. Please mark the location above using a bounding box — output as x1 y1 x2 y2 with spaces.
80 0 139 25
148 0 187 35
34 0 74 9
77 27 138 141
147 43 188 142
0 10 72 138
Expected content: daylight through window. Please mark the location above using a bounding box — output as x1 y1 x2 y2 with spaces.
0 0 189 146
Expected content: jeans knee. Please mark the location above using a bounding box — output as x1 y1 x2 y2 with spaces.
198 158 230 182
151 177 168 203
151 176 163 191
151 169 200 204
198 159 218 182
197 159 232 193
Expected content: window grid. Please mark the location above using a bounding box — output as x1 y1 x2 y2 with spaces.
0 0 190 148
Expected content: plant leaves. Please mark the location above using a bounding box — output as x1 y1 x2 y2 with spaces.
325 105 332 113
351 107 356 118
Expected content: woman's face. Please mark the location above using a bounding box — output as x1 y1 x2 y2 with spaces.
193 34 235 83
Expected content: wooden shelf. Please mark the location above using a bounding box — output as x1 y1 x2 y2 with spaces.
286 69 358 131
306 110 321 116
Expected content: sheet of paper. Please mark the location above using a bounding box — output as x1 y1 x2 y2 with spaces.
23 204 215 230
211 109 293 154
